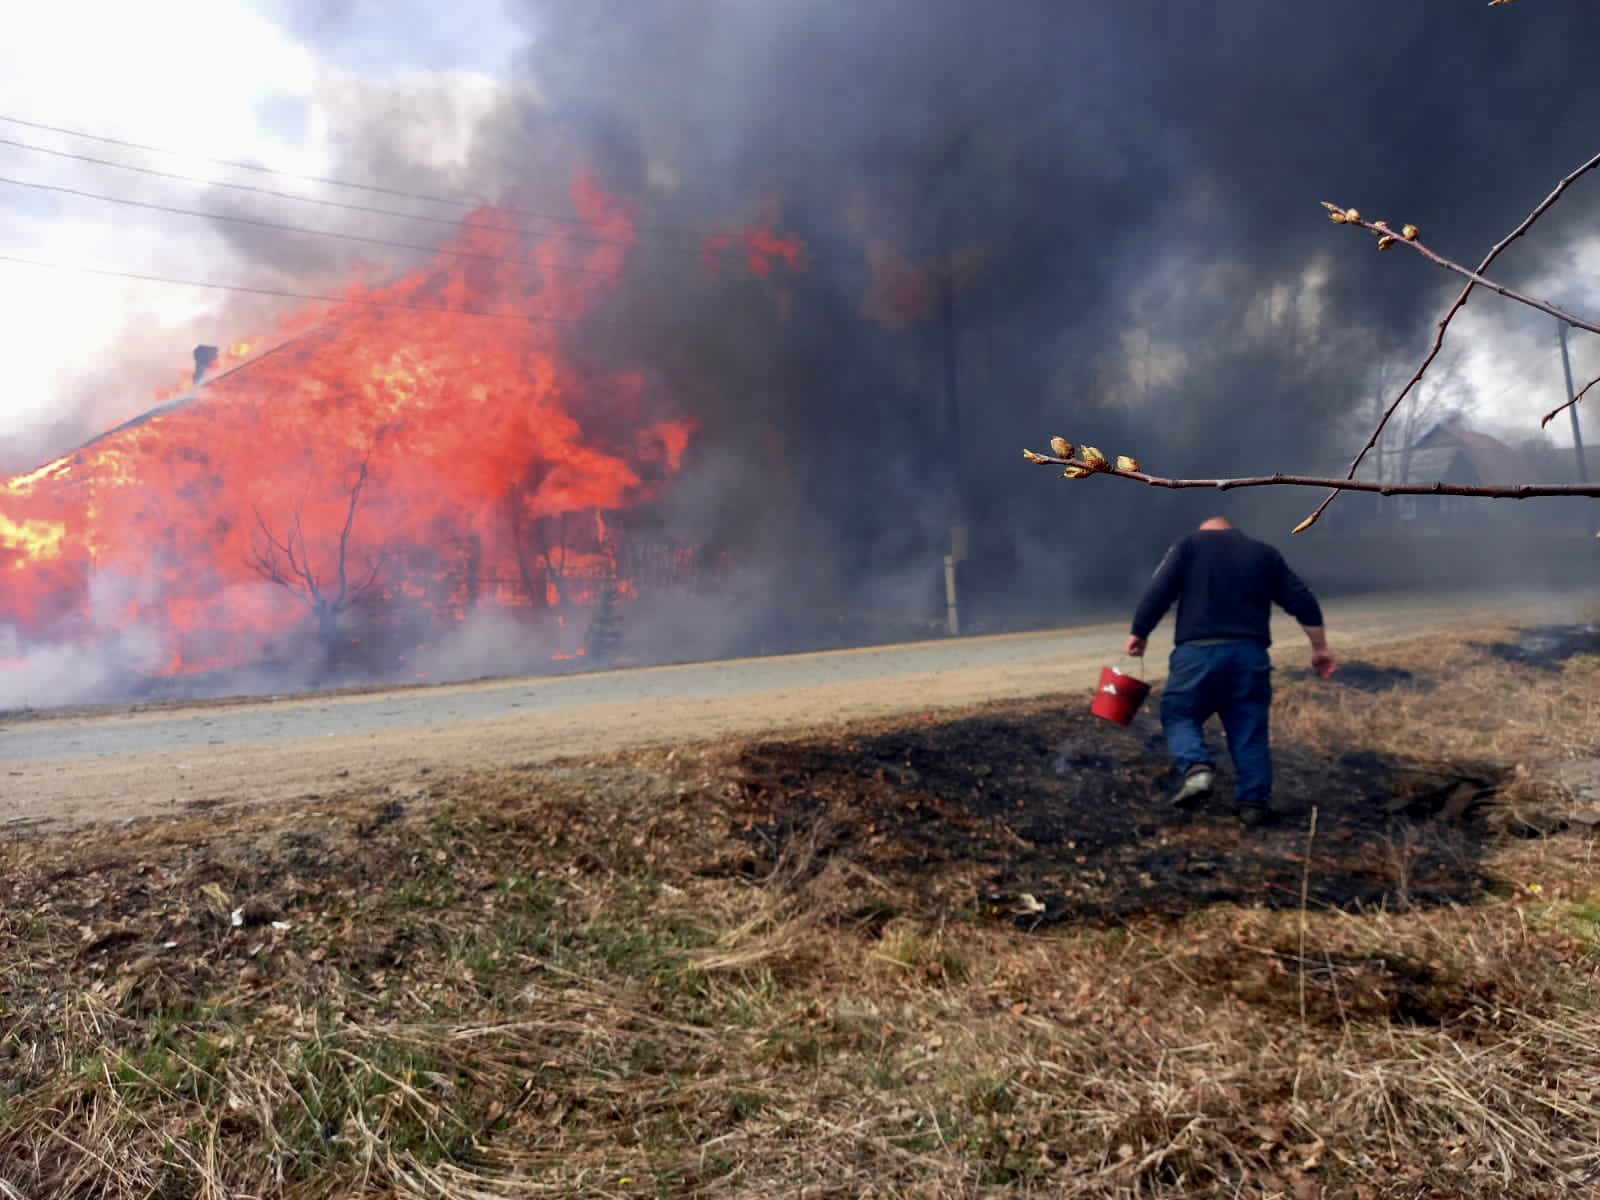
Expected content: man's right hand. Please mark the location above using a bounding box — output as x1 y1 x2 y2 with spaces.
1311 648 1338 679
1126 634 1147 658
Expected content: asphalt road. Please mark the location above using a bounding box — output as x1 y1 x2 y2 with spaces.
0 587 1575 832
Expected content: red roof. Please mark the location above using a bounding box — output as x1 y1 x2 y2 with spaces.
1413 423 1534 486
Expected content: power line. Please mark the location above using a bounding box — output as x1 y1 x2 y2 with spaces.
0 112 572 210
0 169 810 300
0 112 825 258
0 250 675 333
0 134 653 253
1474 348 1563 411
0 172 649 281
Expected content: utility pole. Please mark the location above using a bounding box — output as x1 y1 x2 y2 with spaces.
938 270 965 636
926 124 973 637
1557 320 1589 482
1371 364 1386 486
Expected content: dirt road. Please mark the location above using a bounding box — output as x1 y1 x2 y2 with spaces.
0 590 1564 832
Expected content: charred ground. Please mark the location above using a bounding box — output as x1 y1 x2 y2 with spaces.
719 693 1502 925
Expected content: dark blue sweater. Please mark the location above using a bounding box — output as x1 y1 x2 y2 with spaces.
1131 529 1323 646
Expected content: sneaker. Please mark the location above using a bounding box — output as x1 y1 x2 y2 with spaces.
1236 803 1270 829
1172 765 1215 809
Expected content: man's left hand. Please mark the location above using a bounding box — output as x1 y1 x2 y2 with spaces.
1126 634 1147 657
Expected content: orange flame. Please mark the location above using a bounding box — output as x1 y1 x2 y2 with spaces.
703 224 806 279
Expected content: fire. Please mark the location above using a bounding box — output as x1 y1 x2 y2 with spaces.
703 227 806 278
0 513 64 566
861 242 934 327
0 170 717 683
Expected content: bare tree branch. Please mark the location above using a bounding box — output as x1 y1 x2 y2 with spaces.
1030 155 1600 531
1025 8 1597 535
331 458 371 611
1022 449 1600 509
1541 370 1600 431
289 507 313 590
1286 149 1600 531
250 505 319 610
1339 215 1600 336
248 454 385 640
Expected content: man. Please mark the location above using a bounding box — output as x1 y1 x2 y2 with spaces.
1125 516 1336 827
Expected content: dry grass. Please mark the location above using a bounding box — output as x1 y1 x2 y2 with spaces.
1274 626 1600 767
3 621 1600 1198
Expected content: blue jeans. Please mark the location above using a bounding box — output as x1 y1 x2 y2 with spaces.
1160 641 1273 807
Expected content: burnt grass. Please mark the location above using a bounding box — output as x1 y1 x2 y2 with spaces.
1280 657 1429 692
1473 622 1600 670
719 692 1501 926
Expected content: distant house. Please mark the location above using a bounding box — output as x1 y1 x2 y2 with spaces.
1305 418 1600 593
1350 420 1535 525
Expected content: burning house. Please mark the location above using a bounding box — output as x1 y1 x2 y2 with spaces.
0 174 713 695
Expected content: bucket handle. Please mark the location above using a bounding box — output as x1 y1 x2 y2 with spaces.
1113 653 1145 678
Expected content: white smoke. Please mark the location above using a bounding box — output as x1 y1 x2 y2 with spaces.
0 625 163 712
404 604 582 684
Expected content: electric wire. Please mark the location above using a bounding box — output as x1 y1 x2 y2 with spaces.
0 172 656 278
0 251 681 333
0 112 827 256
0 133 661 253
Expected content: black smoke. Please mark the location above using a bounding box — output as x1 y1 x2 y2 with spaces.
476 0 1600 637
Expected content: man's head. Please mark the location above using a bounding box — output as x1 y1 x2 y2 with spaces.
1198 516 1234 531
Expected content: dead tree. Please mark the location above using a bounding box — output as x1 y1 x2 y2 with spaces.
509 500 580 614
249 458 384 656
503 460 584 615
584 577 624 665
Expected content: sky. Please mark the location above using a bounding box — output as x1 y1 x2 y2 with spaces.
1 0 1597 472
0 0 525 453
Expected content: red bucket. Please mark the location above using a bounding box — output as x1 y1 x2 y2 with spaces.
1091 660 1151 726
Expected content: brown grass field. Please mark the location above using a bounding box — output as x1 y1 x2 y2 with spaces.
3 618 1599 1198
